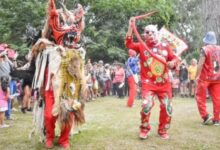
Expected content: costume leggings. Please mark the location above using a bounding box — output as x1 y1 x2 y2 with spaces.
44 89 74 145
140 84 172 134
44 69 74 145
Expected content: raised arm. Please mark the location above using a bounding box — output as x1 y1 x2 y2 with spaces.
126 17 135 37
125 17 140 52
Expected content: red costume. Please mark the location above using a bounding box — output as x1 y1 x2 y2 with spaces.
196 45 220 123
125 34 178 138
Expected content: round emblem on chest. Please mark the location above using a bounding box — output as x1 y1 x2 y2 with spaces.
147 57 153 65
162 43 167 47
144 51 149 56
153 48 158 53
161 50 168 57
156 76 163 83
150 59 165 76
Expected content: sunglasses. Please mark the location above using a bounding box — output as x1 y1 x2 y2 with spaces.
144 30 155 35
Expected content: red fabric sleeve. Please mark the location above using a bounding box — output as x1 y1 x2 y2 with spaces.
167 44 177 61
166 44 179 69
125 36 140 53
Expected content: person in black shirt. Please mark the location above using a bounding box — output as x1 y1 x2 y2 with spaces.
179 62 189 97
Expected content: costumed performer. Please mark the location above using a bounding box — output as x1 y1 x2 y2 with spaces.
195 31 220 126
125 16 179 139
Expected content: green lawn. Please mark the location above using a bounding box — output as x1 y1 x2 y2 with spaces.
0 97 220 150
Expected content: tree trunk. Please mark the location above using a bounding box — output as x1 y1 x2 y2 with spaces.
201 0 220 44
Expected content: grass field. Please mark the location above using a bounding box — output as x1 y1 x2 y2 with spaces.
0 96 220 150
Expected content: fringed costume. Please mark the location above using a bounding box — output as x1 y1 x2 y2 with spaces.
31 0 86 149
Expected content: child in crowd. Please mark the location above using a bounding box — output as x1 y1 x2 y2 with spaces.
85 69 94 101
92 72 98 99
0 76 10 128
172 72 180 97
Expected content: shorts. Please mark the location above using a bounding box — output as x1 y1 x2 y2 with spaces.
0 107 8 112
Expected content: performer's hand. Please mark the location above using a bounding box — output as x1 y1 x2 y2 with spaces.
129 17 135 26
126 17 135 37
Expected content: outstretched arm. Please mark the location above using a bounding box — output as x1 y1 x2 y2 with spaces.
126 17 135 37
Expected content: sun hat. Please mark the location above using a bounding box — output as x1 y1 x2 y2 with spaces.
203 31 217 45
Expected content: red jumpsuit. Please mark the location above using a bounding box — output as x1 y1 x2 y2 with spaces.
125 36 177 135
196 45 220 122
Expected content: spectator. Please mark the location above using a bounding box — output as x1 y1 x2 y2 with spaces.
85 69 94 101
188 58 197 97
16 52 33 113
97 60 105 96
111 65 117 96
0 49 15 120
92 62 99 99
171 72 180 97
0 76 10 128
179 61 188 97
125 49 139 107
102 64 111 96
112 62 125 98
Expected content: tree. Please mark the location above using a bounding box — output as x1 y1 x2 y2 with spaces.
171 0 203 61
0 0 176 62
82 0 176 62
0 0 46 55
201 0 220 44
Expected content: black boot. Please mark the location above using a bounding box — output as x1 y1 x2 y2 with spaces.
27 107 32 112
21 107 27 114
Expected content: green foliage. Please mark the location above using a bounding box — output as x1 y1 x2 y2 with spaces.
0 0 175 61
171 0 203 58
0 0 46 56
184 48 200 62
83 0 176 62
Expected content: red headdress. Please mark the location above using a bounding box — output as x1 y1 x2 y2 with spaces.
46 0 85 48
128 49 136 57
